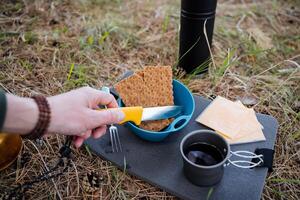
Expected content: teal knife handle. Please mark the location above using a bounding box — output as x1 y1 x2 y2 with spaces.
101 86 110 94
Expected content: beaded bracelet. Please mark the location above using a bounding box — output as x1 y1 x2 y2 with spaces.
22 96 51 140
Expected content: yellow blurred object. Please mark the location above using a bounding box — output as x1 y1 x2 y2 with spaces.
118 106 143 125
0 133 22 171
97 107 144 125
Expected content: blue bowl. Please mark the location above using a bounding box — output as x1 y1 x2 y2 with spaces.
119 79 195 142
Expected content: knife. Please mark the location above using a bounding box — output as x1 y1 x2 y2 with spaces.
105 106 182 125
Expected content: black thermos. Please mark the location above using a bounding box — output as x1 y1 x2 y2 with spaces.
179 0 218 73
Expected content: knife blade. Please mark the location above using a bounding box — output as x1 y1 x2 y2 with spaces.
141 106 182 121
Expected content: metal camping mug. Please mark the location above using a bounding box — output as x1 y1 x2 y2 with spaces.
180 130 263 186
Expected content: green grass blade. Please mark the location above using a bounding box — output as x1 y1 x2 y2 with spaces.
67 63 75 80
206 187 214 200
269 178 300 184
84 144 92 157
98 31 110 45
162 14 170 33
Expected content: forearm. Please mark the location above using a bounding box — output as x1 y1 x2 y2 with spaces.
2 94 39 135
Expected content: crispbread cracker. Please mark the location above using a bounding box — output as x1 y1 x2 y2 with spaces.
114 74 146 106
140 66 173 106
140 119 174 131
114 66 174 131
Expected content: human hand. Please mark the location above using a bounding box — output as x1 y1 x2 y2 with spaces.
47 86 124 148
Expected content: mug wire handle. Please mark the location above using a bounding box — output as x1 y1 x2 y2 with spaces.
225 150 264 169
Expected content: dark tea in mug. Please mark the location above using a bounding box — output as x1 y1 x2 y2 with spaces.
184 142 224 166
180 130 230 186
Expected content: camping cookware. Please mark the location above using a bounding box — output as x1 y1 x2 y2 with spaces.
118 79 195 142
0 133 22 171
180 130 263 186
179 0 218 73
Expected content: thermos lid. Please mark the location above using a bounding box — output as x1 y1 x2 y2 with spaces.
181 0 217 15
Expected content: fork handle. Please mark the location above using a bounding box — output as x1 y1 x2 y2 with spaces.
119 107 143 125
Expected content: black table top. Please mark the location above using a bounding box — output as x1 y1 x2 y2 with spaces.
85 95 278 200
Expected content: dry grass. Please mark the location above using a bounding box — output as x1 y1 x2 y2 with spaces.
0 0 299 199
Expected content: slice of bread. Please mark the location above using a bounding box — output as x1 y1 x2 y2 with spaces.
114 66 174 131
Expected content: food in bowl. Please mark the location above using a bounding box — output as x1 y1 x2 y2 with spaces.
114 66 174 131
123 79 195 142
